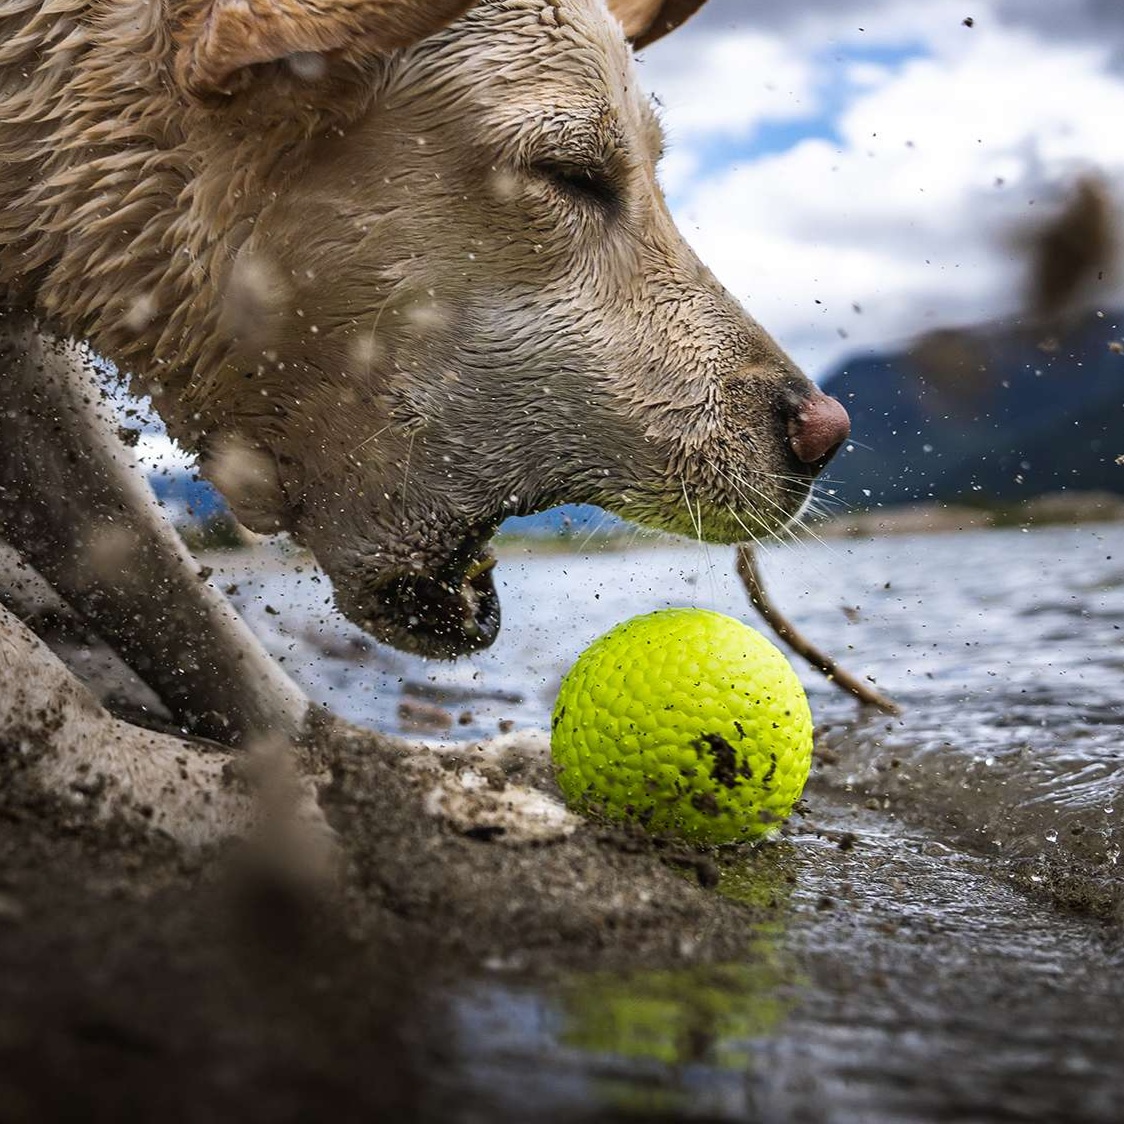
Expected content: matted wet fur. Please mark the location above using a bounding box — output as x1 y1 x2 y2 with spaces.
1 1 848 867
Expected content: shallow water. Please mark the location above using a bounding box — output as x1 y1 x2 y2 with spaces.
215 522 1123 861
436 812 1124 1123
206 522 1124 1121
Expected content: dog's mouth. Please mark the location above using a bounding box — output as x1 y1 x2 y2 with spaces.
337 534 501 659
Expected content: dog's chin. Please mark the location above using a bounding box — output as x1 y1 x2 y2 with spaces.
334 546 501 659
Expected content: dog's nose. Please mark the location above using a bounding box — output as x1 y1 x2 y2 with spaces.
788 390 851 465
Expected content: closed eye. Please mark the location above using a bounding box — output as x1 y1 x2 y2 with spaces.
532 159 620 213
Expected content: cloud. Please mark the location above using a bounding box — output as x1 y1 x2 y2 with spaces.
665 0 1124 50
639 0 1124 376
992 0 1124 70
642 30 819 138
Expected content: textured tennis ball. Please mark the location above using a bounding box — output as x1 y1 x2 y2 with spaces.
551 608 813 845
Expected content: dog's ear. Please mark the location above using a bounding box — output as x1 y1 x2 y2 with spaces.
176 0 480 99
608 0 708 49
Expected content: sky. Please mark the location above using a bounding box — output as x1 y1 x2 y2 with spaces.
637 0 1124 378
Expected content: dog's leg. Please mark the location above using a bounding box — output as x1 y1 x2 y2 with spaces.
0 599 250 845
0 313 307 744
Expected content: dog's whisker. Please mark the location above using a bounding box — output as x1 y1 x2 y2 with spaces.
399 428 418 521
727 467 843 560
679 477 719 601
725 503 768 548
680 477 703 543
575 508 615 554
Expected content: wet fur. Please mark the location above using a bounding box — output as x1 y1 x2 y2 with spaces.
1 0 816 677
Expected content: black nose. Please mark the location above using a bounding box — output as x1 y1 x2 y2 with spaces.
788 389 851 466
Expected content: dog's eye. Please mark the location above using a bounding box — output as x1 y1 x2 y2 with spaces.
533 159 620 212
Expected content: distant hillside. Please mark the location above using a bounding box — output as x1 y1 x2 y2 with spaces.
148 468 228 523
820 309 1124 510
495 505 624 538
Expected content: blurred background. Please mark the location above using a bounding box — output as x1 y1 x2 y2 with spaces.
642 0 1124 370
640 0 1124 516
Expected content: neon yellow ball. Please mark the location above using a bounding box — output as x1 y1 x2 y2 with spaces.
551 608 813 845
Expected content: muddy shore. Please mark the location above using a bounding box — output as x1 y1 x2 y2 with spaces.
2 715 1121 1122
3 522 1123 1122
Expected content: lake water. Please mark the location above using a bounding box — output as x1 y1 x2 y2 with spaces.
216 521 1123 867
205 521 1124 1122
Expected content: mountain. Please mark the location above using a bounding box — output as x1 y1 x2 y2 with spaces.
819 309 1124 510
148 468 228 523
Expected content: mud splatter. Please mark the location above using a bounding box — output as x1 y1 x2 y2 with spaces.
695 732 748 789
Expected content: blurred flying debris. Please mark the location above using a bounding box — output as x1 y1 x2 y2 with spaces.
892 173 1119 467
906 327 990 410
401 294 450 339
1019 173 1119 331
221 250 293 354
398 698 454 734
234 735 340 892
286 51 328 82
349 329 387 374
123 292 158 333
87 524 142 590
487 167 522 205
202 433 284 532
401 680 524 707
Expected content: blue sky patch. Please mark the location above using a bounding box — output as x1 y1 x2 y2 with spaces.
664 38 930 203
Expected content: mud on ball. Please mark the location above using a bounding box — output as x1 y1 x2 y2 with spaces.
551 609 813 846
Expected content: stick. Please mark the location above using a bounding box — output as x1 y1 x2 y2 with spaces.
735 543 901 715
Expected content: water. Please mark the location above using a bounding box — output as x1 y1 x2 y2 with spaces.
435 820 1123 1122
215 522 1123 861
204 522 1124 1121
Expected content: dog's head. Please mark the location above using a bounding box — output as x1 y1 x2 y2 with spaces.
171 0 849 656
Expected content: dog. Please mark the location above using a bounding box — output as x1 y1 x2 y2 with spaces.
0 0 849 762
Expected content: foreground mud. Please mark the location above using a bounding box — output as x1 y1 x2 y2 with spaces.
2 714 1122 1123
0 706 769 1122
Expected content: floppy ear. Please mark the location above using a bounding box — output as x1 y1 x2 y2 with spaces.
176 0 480 99
608 0 708 49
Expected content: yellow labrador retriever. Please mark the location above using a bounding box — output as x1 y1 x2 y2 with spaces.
0 0 849 754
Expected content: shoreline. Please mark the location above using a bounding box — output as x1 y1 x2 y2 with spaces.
489 491 1124 555
813 490 1124 539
